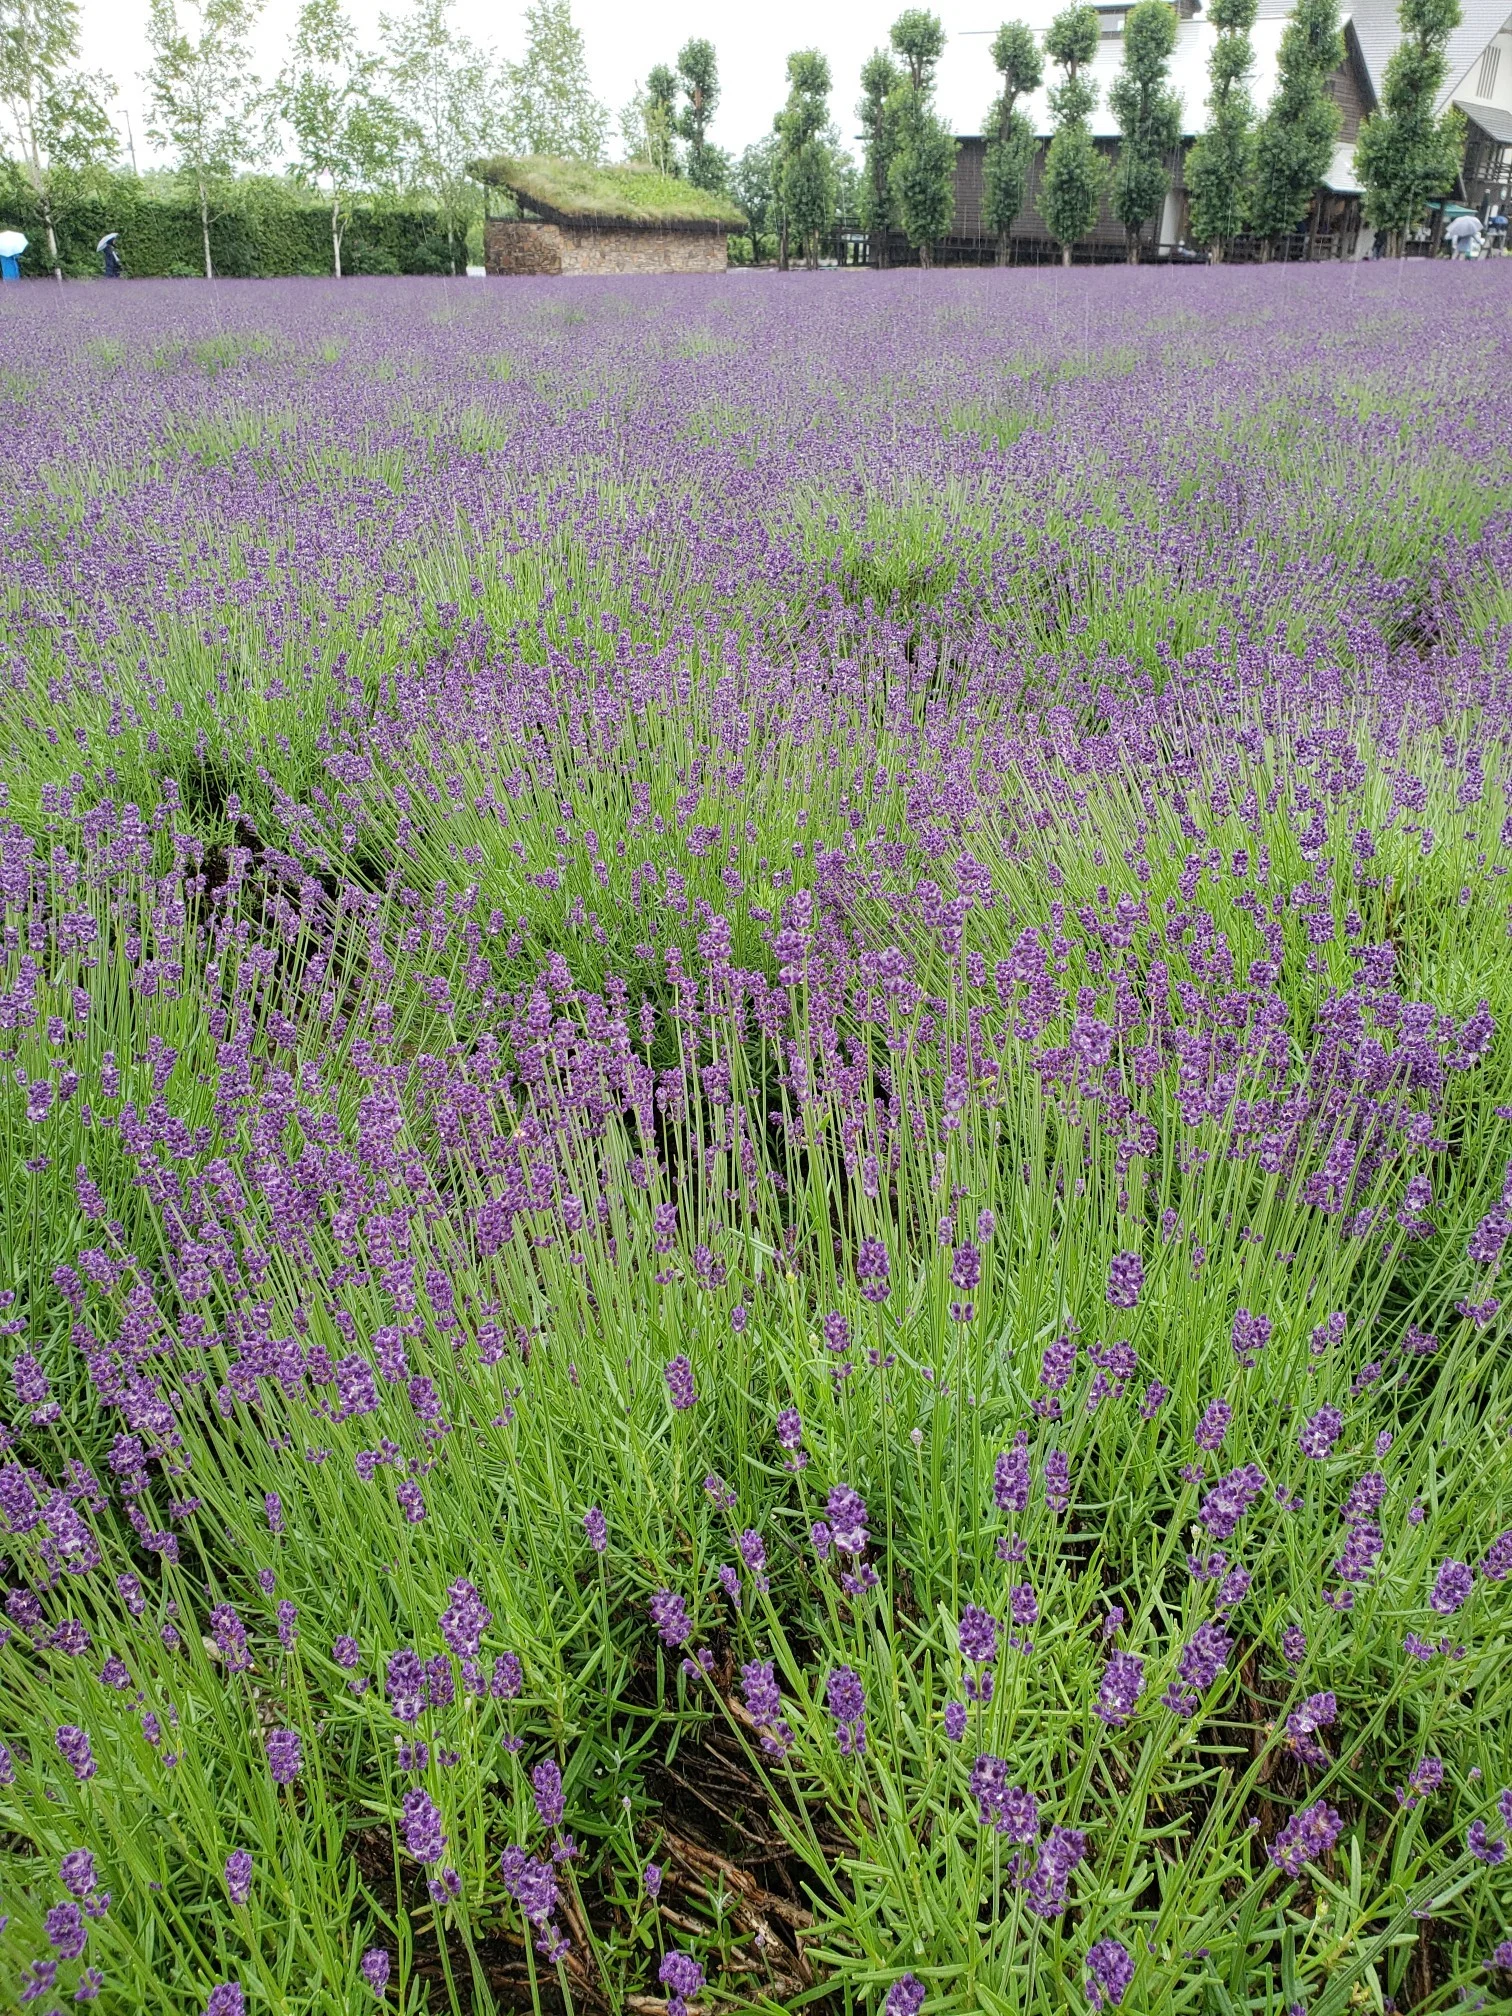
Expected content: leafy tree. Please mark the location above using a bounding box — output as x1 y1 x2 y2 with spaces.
503 0 608 162
855 49 902 265
0 0 116 278
1038 3 1104 264
775 47 833 270
732 131 776 260
144 0 268 279
1108 0 1179 260
982 20 1041 263
647 62 678 173
887 8 956 266
1184 0 1258 258
380 0 499 273
675 37 721 189
278 0 401 276
1249 0 1341 255
1354 0 1463 253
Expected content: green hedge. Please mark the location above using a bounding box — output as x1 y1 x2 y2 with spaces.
0 169 464 279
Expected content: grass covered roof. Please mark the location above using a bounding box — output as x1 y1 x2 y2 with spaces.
471 156 747 230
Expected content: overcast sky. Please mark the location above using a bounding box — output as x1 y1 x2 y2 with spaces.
77 0 1018 173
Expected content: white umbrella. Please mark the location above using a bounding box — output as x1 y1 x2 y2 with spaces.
97 232 119 252
0 230 27 258
1445 214 1482 244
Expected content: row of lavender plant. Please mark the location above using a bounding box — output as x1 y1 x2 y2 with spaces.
0 268 1510 2015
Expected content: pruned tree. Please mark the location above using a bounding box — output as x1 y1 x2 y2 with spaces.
856 49 902 266
144 0 267 280
380 0 500 274
1184 0 1258 258
1038 3 1105 264
982 21 1041 264
775 47 834 270
0 0 116 278
503 0 608 162
675 37 721 189
732 132 776 260
888 7 956 266
1109 0 1180 261
279 0 401 277
1249 0 1341 255
1354 0 1464 254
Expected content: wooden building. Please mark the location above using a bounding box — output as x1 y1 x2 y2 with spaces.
471 157 746 276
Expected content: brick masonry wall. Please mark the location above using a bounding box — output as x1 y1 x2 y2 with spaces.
484 219 728 276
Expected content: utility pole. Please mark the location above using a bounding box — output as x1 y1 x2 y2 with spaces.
123 108 139 176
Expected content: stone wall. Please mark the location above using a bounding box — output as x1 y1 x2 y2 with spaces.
485 219 728 276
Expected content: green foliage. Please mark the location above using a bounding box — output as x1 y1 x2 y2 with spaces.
1250 0 1342 246
471 152 745 224
501 0 608 165
380 0 500 271
887 8 955 264
889 5 947 90
1039 5 1106 258
145 0 269 278
0 161 453 274
731 133 776 259
675 37 723 191
1108 0 1180 256
982 22 1042 252
0 0 120 273
278 0 403 277
775 47 834 267
1354 0 1465 246
1184 0 1259 253
855 47 902 252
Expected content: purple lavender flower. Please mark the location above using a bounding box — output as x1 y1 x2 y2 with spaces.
944 1701 967 1741
856 1238 890 1303
650 1589 692 1649
775 1407 803 1452
402 1787 447 1863
1024 1825 1086 1917
500 1844 561 1921
1487 1941 1512 1973
826 1665 866 1756
532 1758 564 1830
1431 1559 1473 1614
55 1725 96 1780
204 1987 245 2016
1298 1405 1342 1459
1194 1397 1231 1451
1044 1449 1070 1512
266 1729 302 1785
583 1506 607 1554
883 1975 926 2016
1085 1937 1134 2009
1106 1251 1143 1309
643 1861 662 1898
1396 1756 1443 1807
827 1484 869 1554
361 1948 391 1996
1468 1820 1506 1866
958 1605 999 1664
968 1754 1039 1839
1268 1800 1343 1875
439 1578 491 1659
45 1901 86 1959
395 1479 426 1524
1095 1650 1145 1728
994 1434 1030 1513
1480 1531 1512 1581
1231 1309 1272 1367
664 1355 696 1411
1199 1463 1266 1541
333 1635 360 1669
659 1950 704 2016
225 1849 252 1905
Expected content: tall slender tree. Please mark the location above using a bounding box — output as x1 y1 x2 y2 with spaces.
1109 0 1180 261
675 37 721 189
1354 0 1463 254
144 0 267 279
644 62 678 172
775 47 834 270
888 8 956 266
732 131 776 260
1038 3 1104 264
503 0 608 162
982 22 1041 265
0 0 116 278
279 0 400 277
380 0 499 273
856 48 902 266
1183 0 1258 259
1249 0 1341 256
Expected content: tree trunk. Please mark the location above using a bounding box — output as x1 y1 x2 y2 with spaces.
1210 240 1225 265
1259 237 1272 264
1127 231 1139 265
919 239 932 270
41 200 60 284
996 229 1009 267
778 217 789 271
199 173 213 280
1061 244 1072 268
332 199 343 280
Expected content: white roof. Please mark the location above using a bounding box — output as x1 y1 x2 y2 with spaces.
1321 140 1363 191
938 14 1290 141
1347 0 1510 109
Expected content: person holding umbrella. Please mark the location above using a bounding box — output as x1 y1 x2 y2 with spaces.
1444 211 1484 259
0 229 26 282
98 231 122 278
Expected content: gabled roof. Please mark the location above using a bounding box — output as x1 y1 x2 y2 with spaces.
1348 0 1510 111
470 156 747 231
1458 96 1512 141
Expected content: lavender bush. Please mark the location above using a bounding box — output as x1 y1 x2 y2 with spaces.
0 266 1510 2014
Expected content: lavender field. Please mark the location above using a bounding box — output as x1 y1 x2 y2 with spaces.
1 265 1511 2016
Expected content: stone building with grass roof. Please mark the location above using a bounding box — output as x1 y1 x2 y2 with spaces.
471 157 747 276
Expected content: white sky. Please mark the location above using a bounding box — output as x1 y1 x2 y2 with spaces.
77 0 1016 171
